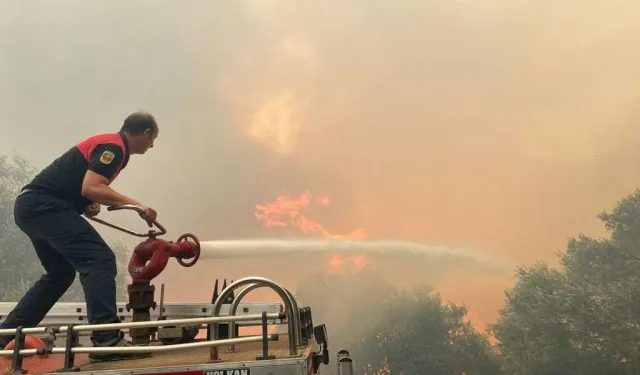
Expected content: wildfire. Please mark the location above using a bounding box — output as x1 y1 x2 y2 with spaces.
254 190 369 272
364 357 392 375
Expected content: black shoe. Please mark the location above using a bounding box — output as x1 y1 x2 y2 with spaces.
88 338 152 363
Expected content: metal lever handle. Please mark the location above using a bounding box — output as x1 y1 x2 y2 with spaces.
107 204 146 215
87 205 167 238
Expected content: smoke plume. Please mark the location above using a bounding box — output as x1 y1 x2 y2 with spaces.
2 0 640 335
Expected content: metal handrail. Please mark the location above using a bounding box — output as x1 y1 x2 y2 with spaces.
209 277 301 357
227 283 265 352
1 312 284 374
211 278 300 348
227 283 302 351
0 334 278 356
0 312 284 336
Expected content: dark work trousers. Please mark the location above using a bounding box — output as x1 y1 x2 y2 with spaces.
0 189 122 346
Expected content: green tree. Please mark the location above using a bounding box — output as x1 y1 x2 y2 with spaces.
356 285 500 375
295 269 500 375
0 151 131 303
491 189 640 375
0 152 43 301
488 263 581 375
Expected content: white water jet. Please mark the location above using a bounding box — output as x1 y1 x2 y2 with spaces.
198 238 511 271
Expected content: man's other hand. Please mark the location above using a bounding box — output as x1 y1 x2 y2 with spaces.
139 205 158 227
85 202 101 218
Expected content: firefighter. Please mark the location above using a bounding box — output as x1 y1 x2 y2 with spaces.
0 111 159 362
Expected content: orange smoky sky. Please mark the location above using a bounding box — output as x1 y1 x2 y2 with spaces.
152 0 640 330
183 0 640 329
211 0 640 267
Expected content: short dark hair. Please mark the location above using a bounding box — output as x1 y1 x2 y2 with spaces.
121 111 157 135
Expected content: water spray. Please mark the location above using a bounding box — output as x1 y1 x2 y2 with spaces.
198 238 511 271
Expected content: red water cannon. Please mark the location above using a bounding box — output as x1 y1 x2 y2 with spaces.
87 204 202 345
128 233 200 283
88 205 201 283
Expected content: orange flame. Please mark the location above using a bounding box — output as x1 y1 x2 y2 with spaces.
255 191 369 272
255 191 365 238
363 357 392 375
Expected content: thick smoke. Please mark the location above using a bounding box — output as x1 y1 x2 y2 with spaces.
2 0 640 333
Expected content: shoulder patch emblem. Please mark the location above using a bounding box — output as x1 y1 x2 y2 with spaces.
99 150 115 165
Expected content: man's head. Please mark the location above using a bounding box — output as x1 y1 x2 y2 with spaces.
120 111 159 154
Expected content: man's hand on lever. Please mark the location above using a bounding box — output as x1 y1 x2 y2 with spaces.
138 205 157 227
84 202 101 218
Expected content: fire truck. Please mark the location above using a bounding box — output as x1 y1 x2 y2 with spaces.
0 205 358 375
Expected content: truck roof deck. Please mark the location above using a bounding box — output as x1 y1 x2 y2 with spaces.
79 334 304 373
0 275 329 375
0 334 310 375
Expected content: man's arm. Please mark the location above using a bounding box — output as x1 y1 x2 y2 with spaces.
81 144 141 207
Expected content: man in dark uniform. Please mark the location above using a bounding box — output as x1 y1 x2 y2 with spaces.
0 111 160 362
